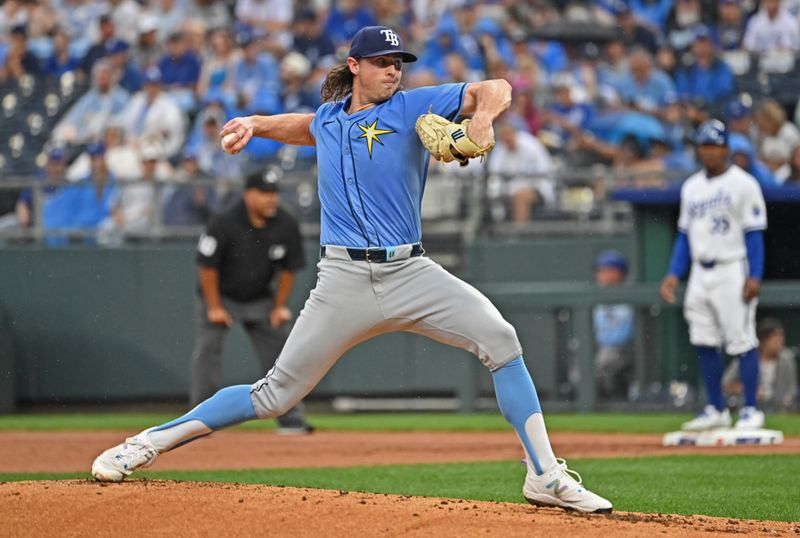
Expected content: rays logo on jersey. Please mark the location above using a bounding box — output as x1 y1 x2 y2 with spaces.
358 119 395 158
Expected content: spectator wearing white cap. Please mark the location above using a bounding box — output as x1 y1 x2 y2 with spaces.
278 51 316 113
118 66 187 159
107 0 141 45
133 13 164 69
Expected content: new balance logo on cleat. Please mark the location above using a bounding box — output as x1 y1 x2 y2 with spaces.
546 479 568 497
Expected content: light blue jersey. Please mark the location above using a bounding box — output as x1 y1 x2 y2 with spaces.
309 82 467 247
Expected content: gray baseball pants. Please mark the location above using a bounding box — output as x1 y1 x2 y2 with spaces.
250 247 522 418
190 295 307 425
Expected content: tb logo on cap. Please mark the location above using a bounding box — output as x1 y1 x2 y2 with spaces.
380 29 399 46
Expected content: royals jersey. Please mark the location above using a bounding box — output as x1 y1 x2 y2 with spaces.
677 164 767 262
309 83 467 248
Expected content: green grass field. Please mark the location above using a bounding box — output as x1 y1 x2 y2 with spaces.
2 412 800 434
2 413 799 522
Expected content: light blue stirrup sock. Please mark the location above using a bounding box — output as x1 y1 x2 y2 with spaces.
146 385 257 452
492 357 557 475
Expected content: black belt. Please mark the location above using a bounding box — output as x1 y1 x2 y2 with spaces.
698 259 741 269
320 243 424 263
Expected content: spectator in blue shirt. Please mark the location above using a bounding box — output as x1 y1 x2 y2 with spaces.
614 1 659 54
613 47 676 113
540 73 595 151
232 29 280 113
16 147 68 230
725 98 757 142
79 14 116 77
324 0 376 46
42 143 118 246
291 9 336 69
162 152 217 226
629 0 674 32
718 0 747 51
44 27 81 79
158 32 202 112
75 142 118 230
591 250 635 400
728 132 779 189
106 40 144 94
675 25 735 112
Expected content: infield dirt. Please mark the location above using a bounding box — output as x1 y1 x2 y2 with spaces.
2 431 799 537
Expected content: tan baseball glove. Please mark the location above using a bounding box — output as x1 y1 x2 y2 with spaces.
415 112 495 166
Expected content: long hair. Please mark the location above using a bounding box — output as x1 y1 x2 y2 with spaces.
320 64 354 103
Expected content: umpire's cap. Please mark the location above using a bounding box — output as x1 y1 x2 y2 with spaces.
595 250 628 274
245 171 280 192
348 26 417 63
693 119 728 146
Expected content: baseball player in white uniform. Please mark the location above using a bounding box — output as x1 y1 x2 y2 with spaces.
660 119 767 431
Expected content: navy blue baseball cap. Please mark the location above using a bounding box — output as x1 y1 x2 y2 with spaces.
694 119 728 146
86 142 106 156
724 99 751 120
595 250 628 274
348 26 417 63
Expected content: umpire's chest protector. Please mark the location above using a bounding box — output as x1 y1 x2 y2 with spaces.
309 83 467 248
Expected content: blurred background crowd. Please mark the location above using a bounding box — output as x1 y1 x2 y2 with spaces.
3 0 800 241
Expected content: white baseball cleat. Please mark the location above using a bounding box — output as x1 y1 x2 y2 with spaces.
735 407 765 430
91 433 158 482
523 458 613 514
681 405 731 431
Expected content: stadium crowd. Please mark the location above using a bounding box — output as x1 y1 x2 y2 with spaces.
4 0 800 239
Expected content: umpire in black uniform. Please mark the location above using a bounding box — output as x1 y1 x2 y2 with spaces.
191 171 312 433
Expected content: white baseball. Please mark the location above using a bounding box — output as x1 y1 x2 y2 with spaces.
221 132 239 154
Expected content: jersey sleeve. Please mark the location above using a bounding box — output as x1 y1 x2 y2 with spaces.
676 183 689 232
309 102 333 142
741 178 767 231
196 219 226 268
401 83 468 123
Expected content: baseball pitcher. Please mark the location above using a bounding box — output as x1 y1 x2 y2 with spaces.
660 119 767 431
92 26 611 513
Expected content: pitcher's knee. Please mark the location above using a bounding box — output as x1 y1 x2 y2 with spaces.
479 320 522 370
249 376 301 419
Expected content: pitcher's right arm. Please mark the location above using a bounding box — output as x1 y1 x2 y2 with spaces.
220 113 316 153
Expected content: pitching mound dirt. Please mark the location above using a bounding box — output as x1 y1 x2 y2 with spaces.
2 480 798 537
2 431 798 473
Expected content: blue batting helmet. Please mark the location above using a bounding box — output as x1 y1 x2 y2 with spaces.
595 250 628 274
693 119 728 146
